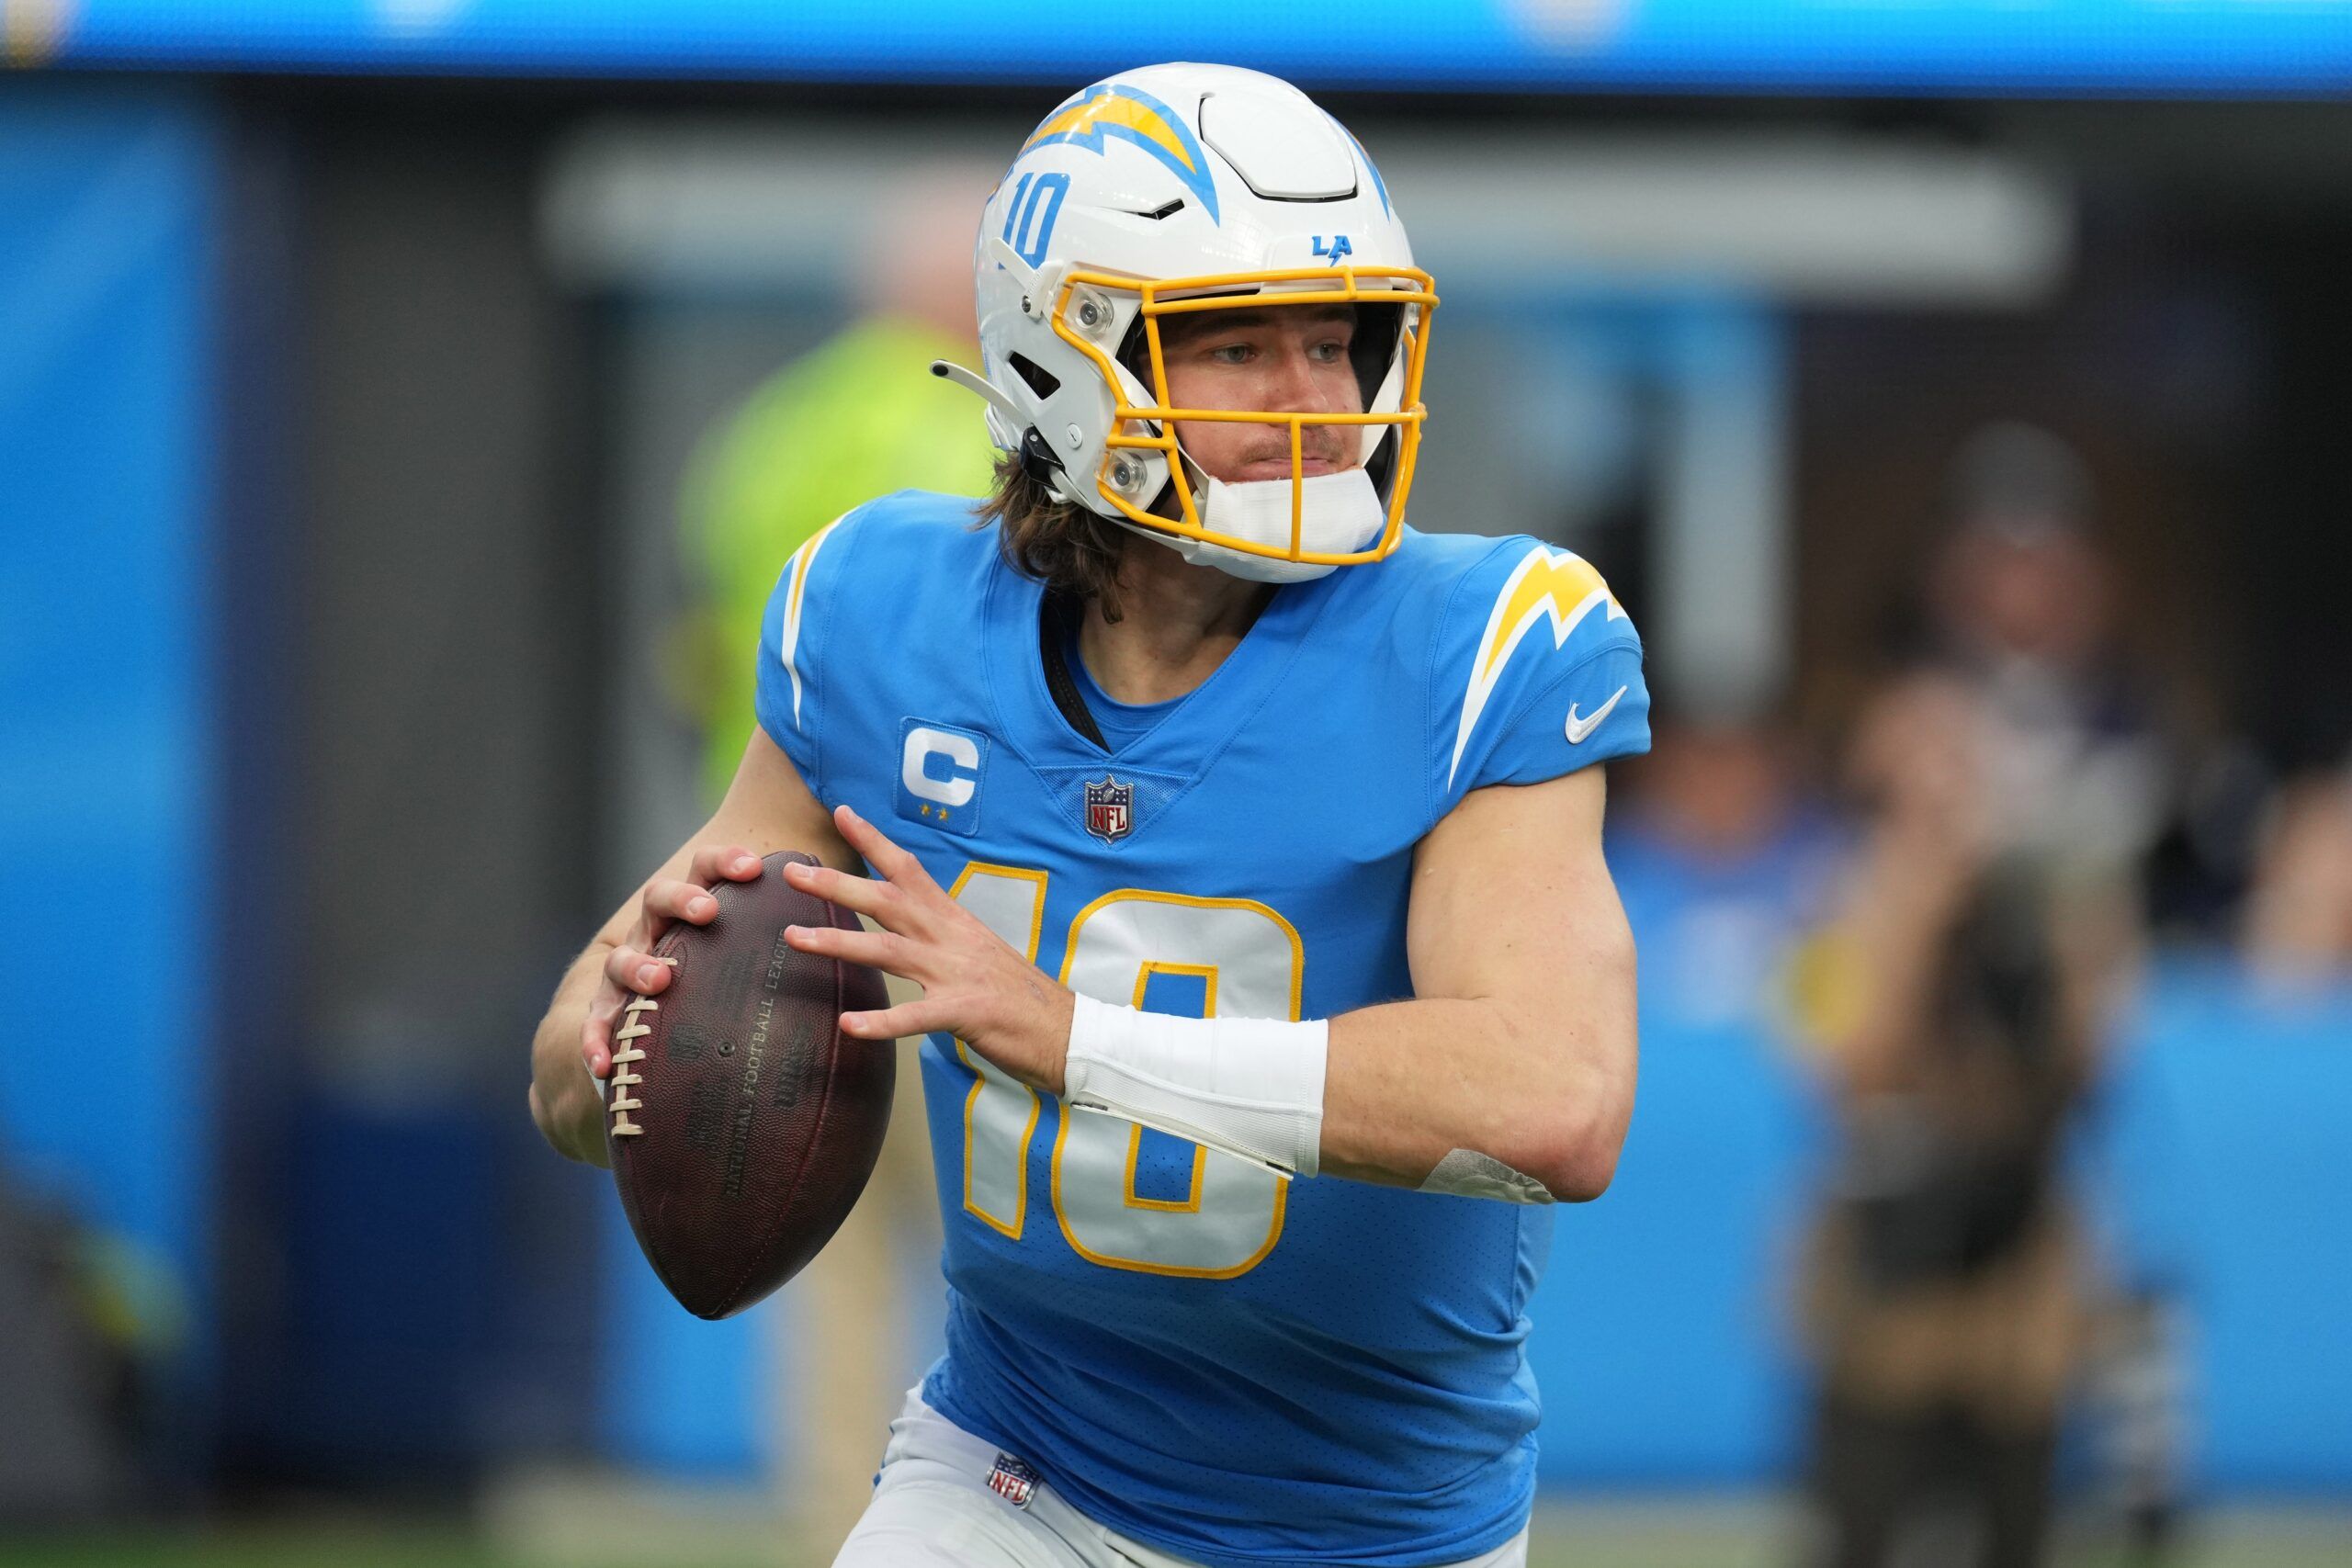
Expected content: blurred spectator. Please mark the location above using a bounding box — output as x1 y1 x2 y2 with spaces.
671 165 996 1556
1788 673 2137 1568
1611 717 1842 1031
1924 423 2165 870
2243 768 2352 986
1917 422 2275 945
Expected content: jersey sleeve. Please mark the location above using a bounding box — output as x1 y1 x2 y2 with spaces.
1430 538 1651 817
752 507 863 801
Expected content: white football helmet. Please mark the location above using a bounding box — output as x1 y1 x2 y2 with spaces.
940 62 1436 582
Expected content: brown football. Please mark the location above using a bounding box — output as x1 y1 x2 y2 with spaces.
605 851 892 1319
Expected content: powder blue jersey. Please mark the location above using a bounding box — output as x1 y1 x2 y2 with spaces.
754 492 1650 1568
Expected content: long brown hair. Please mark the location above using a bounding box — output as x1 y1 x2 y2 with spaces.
974 448 1132 621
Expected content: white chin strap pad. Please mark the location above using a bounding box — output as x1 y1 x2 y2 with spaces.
1125 468 1385 584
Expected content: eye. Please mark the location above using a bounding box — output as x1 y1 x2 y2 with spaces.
1209 343 1253 366
1309 338 1350 364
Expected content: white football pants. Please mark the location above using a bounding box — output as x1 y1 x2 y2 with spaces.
833 1387 1531 1568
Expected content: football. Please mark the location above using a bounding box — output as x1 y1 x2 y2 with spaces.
605 851 893 1319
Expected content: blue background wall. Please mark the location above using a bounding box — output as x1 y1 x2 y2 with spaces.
0 83 220 1381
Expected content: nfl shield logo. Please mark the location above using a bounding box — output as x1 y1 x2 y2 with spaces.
1084 776 1134 842
986 1451 1038 1508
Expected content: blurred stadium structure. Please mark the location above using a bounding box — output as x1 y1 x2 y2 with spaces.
6 6 2352 1566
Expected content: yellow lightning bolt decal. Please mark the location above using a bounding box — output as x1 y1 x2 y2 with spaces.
1023 91 1198 172
1448 546 1624 788
778 513 846 728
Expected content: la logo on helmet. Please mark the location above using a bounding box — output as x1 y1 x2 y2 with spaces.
1312 234 1353 265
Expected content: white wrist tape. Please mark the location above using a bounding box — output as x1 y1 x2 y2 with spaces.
1061 995 1328 1179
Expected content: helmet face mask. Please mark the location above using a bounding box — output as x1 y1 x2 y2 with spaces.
1061 267 1436 567
967 64 1438 580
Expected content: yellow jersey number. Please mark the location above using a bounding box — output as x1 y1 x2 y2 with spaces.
947 863 1300 1280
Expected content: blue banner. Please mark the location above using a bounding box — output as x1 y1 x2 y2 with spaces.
13 0 2352 93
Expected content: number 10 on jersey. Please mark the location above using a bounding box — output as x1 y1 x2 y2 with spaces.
947 863 1302 1280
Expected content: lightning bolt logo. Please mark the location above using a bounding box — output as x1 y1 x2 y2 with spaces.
1019 85 1221 223
1447 546 1624 787
777 513 846 728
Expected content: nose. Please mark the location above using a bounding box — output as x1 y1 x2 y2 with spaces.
1258 339 1348 413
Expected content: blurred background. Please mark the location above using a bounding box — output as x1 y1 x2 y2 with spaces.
6 5 2352 1566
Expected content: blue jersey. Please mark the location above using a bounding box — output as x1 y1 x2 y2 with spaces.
754 492 1650 1567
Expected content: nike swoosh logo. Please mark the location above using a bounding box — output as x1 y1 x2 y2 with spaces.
1565 685 1628 744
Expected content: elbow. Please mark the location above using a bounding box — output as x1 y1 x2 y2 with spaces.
1520 1108 1623 1201
1487 935 1638 1202
1540 1134 1622 1203
1520 1041 1634 1203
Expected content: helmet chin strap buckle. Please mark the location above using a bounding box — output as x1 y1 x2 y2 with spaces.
1018 426 1068 488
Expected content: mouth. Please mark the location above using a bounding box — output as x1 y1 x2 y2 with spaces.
1227 450 1357 482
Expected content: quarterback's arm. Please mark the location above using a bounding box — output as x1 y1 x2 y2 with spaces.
784 764 1635 1202
1317 765 1635 1201
527 726 856 1167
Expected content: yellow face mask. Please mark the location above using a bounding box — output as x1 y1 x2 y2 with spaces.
1047 265 1439 570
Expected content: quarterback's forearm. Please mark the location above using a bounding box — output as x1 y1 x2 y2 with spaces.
1317 971 1635 1201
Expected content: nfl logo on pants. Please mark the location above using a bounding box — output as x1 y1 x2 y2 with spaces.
1084 776 1134 842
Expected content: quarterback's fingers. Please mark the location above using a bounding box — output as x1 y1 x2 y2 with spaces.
780 859 908 928
580 1011 614 1077
688 842 765 885
604 943 678 996
834 804 941 897
839 998 952 1042
644 877 720 925
782 920 919 979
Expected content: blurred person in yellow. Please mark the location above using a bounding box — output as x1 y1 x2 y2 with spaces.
674 164 996 1557
1787 671 2138 1568
684 166 1001 807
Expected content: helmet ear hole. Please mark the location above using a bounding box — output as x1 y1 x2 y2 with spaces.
1008 353 1061 400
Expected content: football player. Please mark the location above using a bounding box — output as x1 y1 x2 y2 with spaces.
530 62 1651 1568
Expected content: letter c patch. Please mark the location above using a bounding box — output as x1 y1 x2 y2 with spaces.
897 718 988 837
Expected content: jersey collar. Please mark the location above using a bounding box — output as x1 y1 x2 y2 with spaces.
982 547 1340 780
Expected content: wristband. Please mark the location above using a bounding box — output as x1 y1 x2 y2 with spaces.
1061 995 1328 1179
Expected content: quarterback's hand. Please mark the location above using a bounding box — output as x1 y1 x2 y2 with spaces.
579 843 768 1087
782 804 1076 1096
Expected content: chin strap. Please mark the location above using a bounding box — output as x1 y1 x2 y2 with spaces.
1037 592 1109 751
